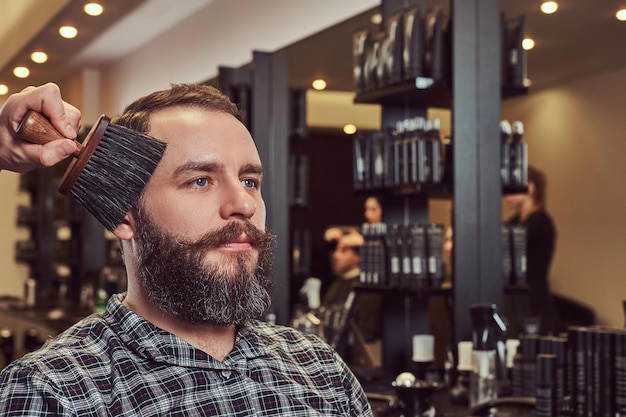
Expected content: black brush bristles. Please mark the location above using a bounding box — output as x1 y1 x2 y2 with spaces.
68 122 167 231
17 111 167 232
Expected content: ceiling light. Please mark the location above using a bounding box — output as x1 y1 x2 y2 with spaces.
0 85 8 95
30 51 48 64
343 124 357 135
57 226 71 240
522 38 535 51
370 13 382 25
617 9 626 21
540 1 558 14
59 26 78 39
84 3 104 16
56 265 71 277
311 79 327 91
13 67 30 78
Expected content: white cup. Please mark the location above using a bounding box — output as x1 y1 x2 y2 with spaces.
412 334 435 362
457 341 474 371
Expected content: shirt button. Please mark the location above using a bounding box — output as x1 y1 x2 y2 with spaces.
221 369 232 379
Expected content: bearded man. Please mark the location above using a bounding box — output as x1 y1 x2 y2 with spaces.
0 83 372 416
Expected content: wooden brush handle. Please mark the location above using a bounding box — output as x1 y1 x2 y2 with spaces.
16 110 83 157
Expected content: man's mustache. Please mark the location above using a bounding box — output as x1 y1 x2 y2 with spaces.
183 221 275 252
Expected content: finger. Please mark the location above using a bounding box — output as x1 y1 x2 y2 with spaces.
39 140 78 167
38 83 81 139
62 103 82 137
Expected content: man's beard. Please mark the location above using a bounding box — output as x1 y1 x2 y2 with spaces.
133 206 275 326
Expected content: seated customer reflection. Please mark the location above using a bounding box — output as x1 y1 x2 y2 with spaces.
321 227 382 368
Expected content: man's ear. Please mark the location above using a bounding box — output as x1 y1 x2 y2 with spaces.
112 211 136 240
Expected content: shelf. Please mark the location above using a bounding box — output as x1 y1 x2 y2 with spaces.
354 182 452 199
502 85 529 99
355 78 451 109
502 184 528 195
356 283 528 297
504 284 530 294
356 183 527 199
355 79 528 109
354 283 452 297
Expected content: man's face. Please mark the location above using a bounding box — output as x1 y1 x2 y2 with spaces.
130 107 275 324
332 243 360 276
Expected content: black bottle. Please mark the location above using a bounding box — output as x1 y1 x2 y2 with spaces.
536 353 557 417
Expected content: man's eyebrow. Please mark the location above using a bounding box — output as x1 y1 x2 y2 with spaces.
171 161 263 177
241 163 264 176
173 160 223 177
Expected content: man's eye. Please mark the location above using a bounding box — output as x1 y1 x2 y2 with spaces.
194 178 208 187
242 178 257 188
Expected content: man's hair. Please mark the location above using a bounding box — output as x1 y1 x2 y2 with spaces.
113 83 241 133
528 165 547 208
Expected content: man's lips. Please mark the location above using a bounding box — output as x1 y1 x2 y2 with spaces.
218 233 253 252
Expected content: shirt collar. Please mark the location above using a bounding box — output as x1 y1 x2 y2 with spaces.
103 293 272 369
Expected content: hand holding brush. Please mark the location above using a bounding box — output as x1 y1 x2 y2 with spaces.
16 110 167 232
0 83 81 173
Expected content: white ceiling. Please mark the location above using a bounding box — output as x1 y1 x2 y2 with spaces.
71 0 217 66
0 0 219 96
0 0 625 98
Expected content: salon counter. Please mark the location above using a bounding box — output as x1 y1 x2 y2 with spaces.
359 371 535 417
0 298 87 369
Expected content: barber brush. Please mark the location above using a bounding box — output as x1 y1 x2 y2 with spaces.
16 110 166 231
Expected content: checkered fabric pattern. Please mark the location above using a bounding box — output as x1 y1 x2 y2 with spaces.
0 294 372 416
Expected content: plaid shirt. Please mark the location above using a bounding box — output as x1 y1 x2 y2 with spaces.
0 294 372 416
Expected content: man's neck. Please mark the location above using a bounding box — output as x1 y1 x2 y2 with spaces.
122 291 236 362
340 268 361 280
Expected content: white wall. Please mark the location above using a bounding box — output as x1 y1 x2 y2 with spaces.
501 66 626 326
0 173 30 296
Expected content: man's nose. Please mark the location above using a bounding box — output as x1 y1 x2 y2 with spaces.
219 180 257 220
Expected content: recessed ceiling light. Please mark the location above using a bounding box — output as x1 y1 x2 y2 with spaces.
311 79 327 91
84 3 104 16
30 51 48 64
343 124 357 135
522 38 535 51
540 1 558 14
0 84 8 95
59 26 78 39
13 66 30 78
617 9 626 21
